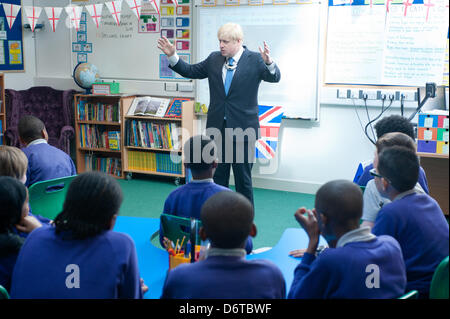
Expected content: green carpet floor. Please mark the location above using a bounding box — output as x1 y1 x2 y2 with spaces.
117 176 314 249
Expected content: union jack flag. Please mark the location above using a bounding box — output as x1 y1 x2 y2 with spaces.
255 105 283 159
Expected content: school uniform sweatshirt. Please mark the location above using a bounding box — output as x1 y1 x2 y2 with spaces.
372 190 449 297
10 225 142 299
160 179 253 254
288 227 407 299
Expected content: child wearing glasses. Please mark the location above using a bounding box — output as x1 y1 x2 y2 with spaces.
372 146 448 299
361 132 429 228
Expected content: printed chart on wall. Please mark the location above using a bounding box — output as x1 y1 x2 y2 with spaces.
69 0 192 81
325 0 449 86
0 0 24 71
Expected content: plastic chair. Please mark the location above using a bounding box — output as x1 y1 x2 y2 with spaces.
429 256 449 299
28 175 77 220
398 290 419 299
160 213 202 262
0 284 10 299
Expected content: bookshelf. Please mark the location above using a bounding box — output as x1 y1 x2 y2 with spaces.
123 99 195 182
74 94 135 179
0 73 5 145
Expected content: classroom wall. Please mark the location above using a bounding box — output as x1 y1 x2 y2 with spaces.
2 1 443 195
3 0 36 90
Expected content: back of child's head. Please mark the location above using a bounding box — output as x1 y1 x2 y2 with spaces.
183 135 217 174
201 191 254 249
374 115 415 140
377 146 419 193
0 176 27 233
18 115 46 144
376 132 416 154
54 171 123 239
0 145 28 180
315 180 363 228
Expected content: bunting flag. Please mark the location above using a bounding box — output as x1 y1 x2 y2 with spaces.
385 0 393 13
255 105 284 160
403 0 413 16
2 3 21 30
125 0 142 18
24 6 43 32
44 7 63 32
105 1 123 26
85 3 104 28
424 0 435 22
65 5 83 31
149 0 161 15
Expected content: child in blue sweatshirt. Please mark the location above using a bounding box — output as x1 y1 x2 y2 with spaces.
288 180 407 299
371 146 449 298
0 177 42 292
160 135 253 254
11 171 146 299
18 115 76 187
161 191 285 299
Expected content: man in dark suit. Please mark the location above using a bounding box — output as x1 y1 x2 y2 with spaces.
158 23 281 205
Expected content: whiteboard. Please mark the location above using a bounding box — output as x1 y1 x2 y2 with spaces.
195 2 323 119
325 2 449 86
71 0 193 81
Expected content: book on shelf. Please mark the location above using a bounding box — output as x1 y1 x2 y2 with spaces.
165 98 191 118
85 154 122 177
128 96 171 117
79 124 121 150
128 150 182 174
77 100 120 122
126 119 181 150
108 131 121 150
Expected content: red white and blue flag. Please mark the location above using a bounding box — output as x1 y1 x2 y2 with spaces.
256 105 283 159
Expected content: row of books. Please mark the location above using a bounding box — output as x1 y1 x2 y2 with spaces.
79 124 121 150
128 150 182 175
125 120 181 150
84 154 122 177
0 120 3 145
77 100 121 122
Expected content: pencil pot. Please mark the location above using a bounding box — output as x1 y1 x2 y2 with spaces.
169 253 190 270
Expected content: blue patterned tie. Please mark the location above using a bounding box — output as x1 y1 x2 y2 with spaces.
224 57 234 95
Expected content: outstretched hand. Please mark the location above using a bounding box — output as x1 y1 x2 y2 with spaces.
258 41 273 65
157 36 176 57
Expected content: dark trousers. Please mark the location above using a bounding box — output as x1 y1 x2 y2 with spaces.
210 121 256 206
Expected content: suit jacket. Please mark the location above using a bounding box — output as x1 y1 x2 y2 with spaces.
170 46 281 140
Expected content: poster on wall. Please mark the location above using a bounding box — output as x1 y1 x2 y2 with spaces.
0 0 25 71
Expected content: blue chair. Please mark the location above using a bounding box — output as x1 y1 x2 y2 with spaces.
28 175 77 220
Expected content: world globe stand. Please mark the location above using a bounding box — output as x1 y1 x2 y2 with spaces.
73 62 100 95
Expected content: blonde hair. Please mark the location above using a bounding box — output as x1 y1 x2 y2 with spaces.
217 23 244 42
0 145 28 180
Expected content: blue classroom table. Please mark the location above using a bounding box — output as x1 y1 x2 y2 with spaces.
114 216 326 299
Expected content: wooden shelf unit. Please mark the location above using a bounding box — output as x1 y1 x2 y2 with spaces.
0 73 5 145
74 94 135 179
123 100 195 180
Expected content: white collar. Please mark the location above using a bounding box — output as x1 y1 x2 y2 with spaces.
336 226 376 248
27 139 47 146
206 247 246 258
190 178 214 184
226 46 244 65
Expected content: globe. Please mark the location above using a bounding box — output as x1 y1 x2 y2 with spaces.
73 62 100 93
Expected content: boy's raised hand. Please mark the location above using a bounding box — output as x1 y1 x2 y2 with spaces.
294 207 320 255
